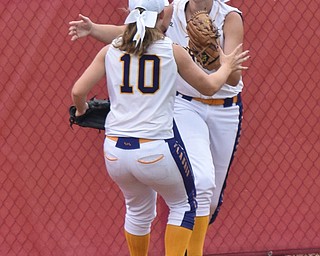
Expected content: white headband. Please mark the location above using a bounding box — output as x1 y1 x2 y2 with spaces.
124 9 158 47
129 0 169 11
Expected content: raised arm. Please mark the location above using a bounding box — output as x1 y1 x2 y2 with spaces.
69 4 173 43
161 4 173 33
173 43 249 96
68 14 125 44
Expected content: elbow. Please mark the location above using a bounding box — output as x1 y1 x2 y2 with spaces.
204 78 220 96
204 88 218 96
196 78 219 96
71 87 79 99
71 83 86 99
199 85 218 96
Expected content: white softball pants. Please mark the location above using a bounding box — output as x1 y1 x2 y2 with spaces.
174 95 242 220
103 136 197 236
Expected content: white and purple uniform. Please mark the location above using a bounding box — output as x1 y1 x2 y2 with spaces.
103 36 197 235
166 0 244 221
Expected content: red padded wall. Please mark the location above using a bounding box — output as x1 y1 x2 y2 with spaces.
1 0 319 255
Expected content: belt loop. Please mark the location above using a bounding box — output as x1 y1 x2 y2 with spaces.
116 137 140 149
223 98 233 107
176 92 193 101
224 93 241 107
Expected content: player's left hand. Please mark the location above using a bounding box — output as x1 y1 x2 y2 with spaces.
69 97 110 130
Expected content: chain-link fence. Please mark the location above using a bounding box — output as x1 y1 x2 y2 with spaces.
1 0 319 255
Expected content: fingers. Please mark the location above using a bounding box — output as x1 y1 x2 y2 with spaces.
237 50 250 62
238 49 250 57
69 14 88 25
68 25 77 33
68 26 78 41
68 14 92 41
69 20 82 26
231 47 250 71
217 45 226 58
239 63 249 70
69 19 81 41
71 35 79 41
79 14 89 22
239 65 249 70
68 14 87 41
68 18 84 41
239 50 250 62
237 53 250 70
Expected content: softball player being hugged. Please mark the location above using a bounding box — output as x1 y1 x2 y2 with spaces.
70 0 249 255
165 1 246 255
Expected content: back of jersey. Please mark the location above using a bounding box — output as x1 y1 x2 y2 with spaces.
105 37 177 140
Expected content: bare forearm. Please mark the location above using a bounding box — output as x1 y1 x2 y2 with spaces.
71 92 88 115
193 65 233 96
205 65 233 95
90 24 125 44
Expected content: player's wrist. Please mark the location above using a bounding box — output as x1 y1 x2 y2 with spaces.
89 23 99 37
219 62 233 75
76 102 88 116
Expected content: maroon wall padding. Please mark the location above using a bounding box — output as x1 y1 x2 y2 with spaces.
1 0 319 255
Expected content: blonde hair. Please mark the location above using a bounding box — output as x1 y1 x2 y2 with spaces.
115 8 164 56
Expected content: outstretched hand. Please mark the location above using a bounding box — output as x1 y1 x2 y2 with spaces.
218 44 250 72
68 14 93 41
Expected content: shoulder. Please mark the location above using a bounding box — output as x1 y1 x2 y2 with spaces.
172 43 189 61
224 11 243 33
225 11 243 23
216 2 242 20
145 37 174 56
163 36 173 44
152 36 173 46
100 45 110 55
96 45 111 61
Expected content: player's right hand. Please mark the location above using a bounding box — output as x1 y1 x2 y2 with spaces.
68 14 93 41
